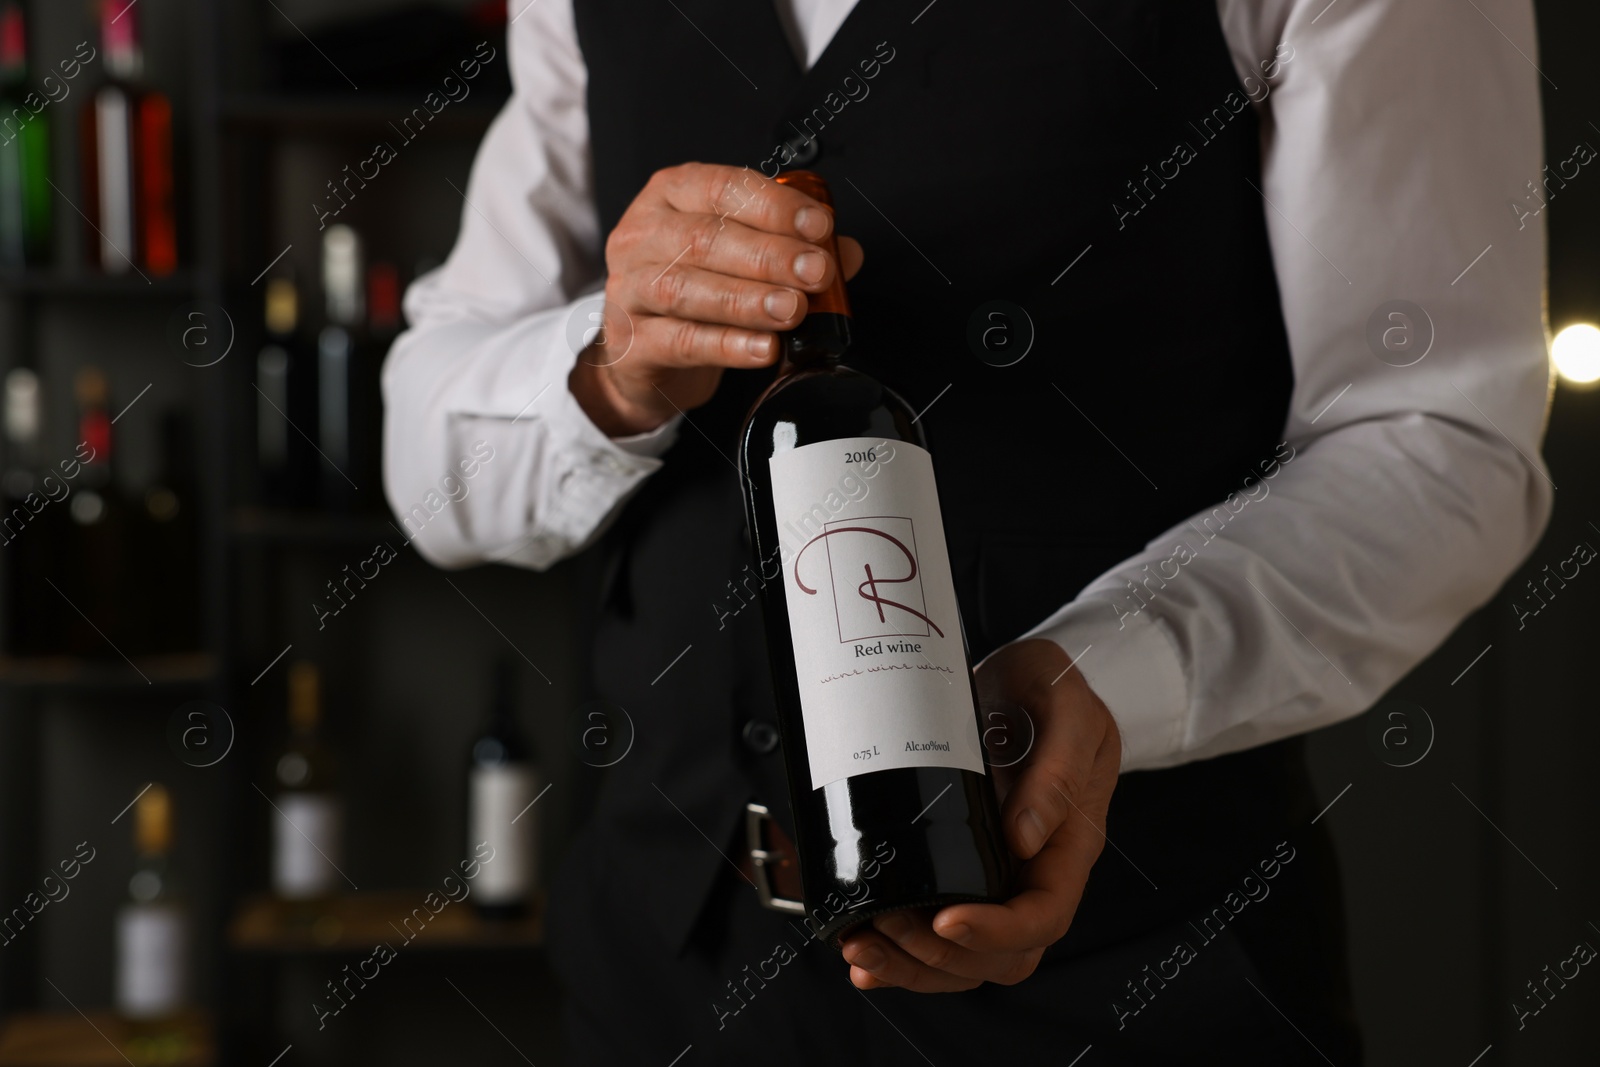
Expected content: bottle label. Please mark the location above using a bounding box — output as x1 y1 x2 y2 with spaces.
272 792 343 899
470 764 537 904
116 903 186 1018
767 436 985 789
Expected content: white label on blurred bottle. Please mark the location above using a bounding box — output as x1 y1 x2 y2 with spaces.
116 903 185 1018
272 792 343 899
470 765 536 904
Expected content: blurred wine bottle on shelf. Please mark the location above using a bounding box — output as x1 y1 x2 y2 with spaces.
468 656 539 919
272 661 344 901
80 0 175 275
116 783 188 1022
127 410 199 654
0 1 51 267
256 272 319 508
318 225 378 511
2 367 56 655
59 366 128 656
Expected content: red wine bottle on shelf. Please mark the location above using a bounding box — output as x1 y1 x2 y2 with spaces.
80 0 176 275
115 783 188 1021
272 662 344 901
61 367 128 656
0 1 52 267
737 170 1012 946
467 656 539 920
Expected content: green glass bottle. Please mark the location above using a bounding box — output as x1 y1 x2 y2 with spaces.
0 1 50 267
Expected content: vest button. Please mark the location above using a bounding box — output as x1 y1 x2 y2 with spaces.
776 129 821 168
742 719 781 755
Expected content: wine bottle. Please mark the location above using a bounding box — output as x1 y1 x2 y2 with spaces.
115 783 187 1019
257 273 319 508
79 0 176 275
737 170 1012 945
467 656 539 919
1 367 54 654
61 367 127 656
272 661 344 900
129 411 198 654
0 1 51 267
317 225 364 510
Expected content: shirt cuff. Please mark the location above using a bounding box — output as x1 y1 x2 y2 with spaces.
536 380 670 548
611 414 684 459
1018 600 1189 773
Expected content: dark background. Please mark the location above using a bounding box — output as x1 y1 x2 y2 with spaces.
0 0 1595 1064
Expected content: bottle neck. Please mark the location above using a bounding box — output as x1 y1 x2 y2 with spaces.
102 0 142 81
0 5 27 83
773 170 853 372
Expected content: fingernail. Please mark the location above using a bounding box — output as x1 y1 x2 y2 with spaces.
764 288 800 321
1017 808 1047 856
795 206 830 239
794 251 825 284
875 913 911 941
852 945 885 970
744 333 775 361
938 922 972 946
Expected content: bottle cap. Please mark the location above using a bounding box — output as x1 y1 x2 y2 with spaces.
0 4 26 74
322 225 364 327
775 170 851 319
134 783 173 856
4 368 39 444
264 277 299 336
289 661 320 733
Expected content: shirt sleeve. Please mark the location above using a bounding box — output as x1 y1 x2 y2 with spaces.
380 0 680 571
1008 0 1555 771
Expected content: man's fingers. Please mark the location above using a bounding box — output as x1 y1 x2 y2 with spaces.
643 211 835 292
632 315 779 369
652 163 833 242
931 838 1095 954
625 264 807 332
869 910 1040 985
841 931 983 993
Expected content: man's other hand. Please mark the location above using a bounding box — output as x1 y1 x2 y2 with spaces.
841 639 1122 993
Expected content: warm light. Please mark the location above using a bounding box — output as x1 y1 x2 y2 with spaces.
1552 324 1600 384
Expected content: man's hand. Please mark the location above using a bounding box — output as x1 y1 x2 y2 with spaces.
568 163 865 437
841 638 1121 992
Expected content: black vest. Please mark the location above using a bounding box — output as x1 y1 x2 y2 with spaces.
563 0 1312 960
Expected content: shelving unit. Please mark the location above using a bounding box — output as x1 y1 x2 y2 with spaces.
0 4 574 1065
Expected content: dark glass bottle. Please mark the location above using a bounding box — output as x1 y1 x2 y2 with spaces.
737 170 1012 946
317 224 369 511
467 656 539 920
61 367 127 656
0 1 51 268
256 272 319 508
1 367 55 654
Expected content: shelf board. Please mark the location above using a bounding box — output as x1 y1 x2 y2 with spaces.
0 270 199 299
0 653 218 692
229 891 544 955
218 94 502 135
0 1011 213 1067
230 507 402 546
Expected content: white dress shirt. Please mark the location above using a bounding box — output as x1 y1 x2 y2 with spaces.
381 0 1553 772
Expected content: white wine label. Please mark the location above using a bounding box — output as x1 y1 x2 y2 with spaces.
470 765 537 904
767 435 985 789
272 792 343 899
115 903 186 1018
